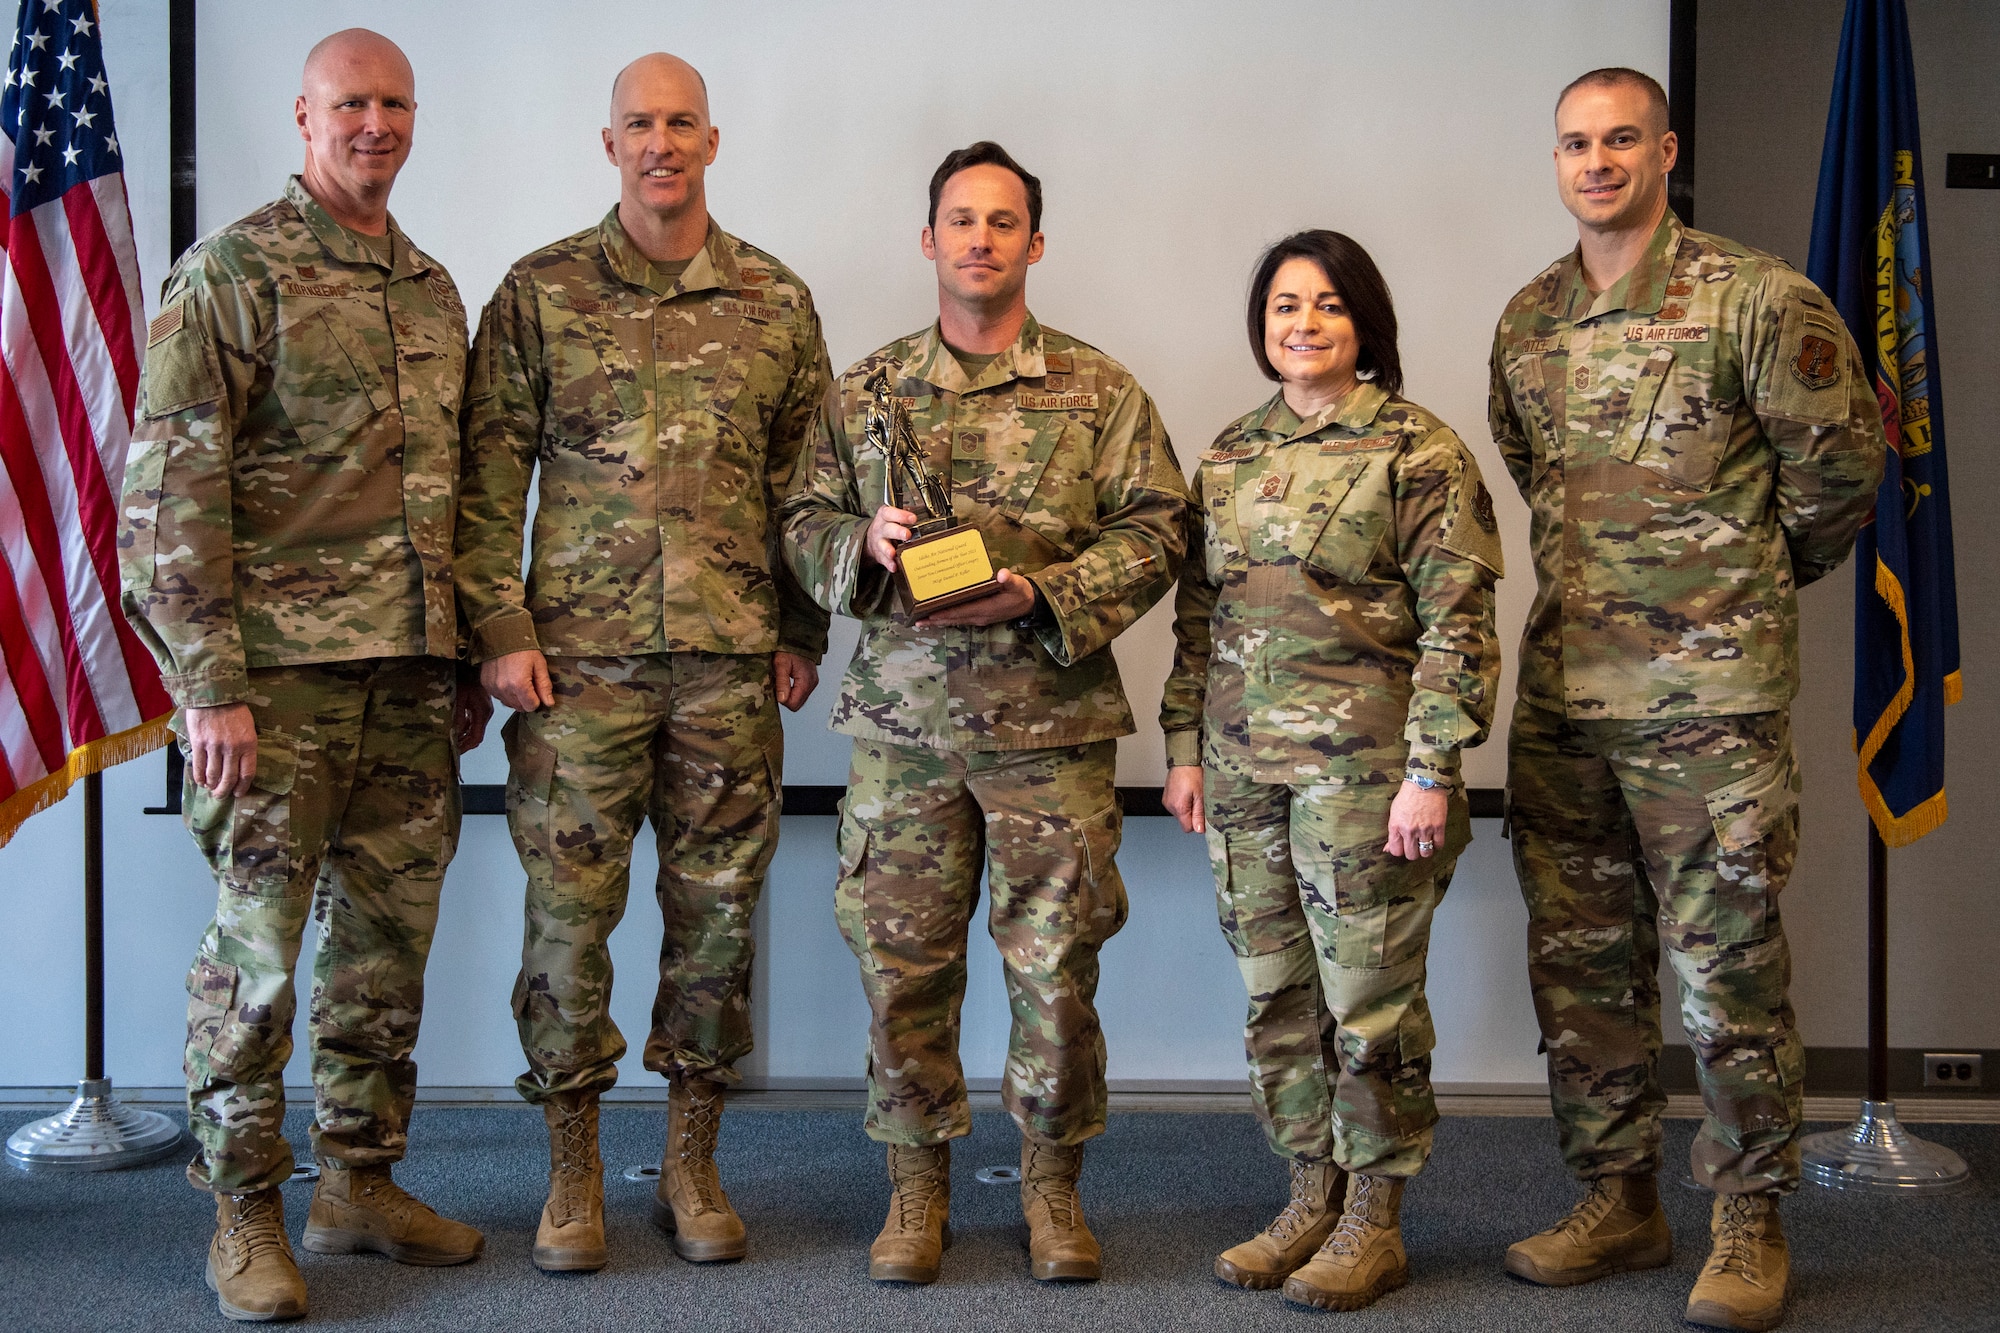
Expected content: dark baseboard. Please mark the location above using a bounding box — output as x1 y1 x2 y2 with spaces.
1660 1046 1998 1098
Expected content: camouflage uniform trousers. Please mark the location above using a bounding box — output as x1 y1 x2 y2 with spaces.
1203 769 1469 1177
504 651 780 1103
1508 699 1805 1195
181 657 459 1194
836 738 1128 1147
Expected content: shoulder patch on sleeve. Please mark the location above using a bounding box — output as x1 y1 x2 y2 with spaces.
139 299 222 419
1437 448 1505 577
147 302 184 347
1759 293 1852 427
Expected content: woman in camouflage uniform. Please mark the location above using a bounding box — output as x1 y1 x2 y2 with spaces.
1161 231 1503 1311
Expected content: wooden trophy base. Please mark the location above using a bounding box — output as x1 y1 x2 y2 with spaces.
895 523 1001 618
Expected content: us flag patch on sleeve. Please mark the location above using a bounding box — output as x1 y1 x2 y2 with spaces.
146 303 183 347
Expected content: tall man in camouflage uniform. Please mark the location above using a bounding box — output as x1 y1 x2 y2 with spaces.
456 53 830 1274
780 141 1188 1287
120 29 487 1323
1490 69 1885 1332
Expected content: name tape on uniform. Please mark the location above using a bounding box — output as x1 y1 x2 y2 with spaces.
279 279 354 299
1623 323 1710 342
1320 434 1397 454
713 297 784 323
1016 391 1098 412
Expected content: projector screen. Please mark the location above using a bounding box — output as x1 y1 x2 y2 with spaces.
193 0 1671 789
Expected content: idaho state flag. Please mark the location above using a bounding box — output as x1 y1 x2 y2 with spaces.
1807 0 1960 846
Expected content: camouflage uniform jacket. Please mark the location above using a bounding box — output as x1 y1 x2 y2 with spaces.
456 211 831 664
1489 211 1885 721
120 176 466 709
779 315 1188 751
1161 385 1503 786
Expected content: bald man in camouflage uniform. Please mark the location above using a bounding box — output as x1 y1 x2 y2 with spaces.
120 29 485 1323
1490 69 1884 1332
781 141 1187 1287
456 53 830 1274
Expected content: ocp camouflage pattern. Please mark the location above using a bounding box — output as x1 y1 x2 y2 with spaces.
503 651 780 1101
119 176 467 708
1488 212 1886 720
1202 772 1469 1176
1161 384 1502 786
835 738 1126 1146
779 314 1188 751
182 657 459 1193
1507 702 1806 1194
456 211 832 664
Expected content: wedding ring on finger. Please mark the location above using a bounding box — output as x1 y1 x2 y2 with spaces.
1417 840 1435 852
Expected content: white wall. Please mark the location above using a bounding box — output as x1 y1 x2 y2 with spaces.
0 1 1676 1096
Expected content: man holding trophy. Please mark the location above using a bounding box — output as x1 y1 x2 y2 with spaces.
780 141 1189 1287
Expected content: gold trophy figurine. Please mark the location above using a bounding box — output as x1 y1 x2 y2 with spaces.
863 367 1001 616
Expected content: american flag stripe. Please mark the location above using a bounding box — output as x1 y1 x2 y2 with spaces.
0 0 171 844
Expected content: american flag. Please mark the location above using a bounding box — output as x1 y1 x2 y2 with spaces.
0 0 170 846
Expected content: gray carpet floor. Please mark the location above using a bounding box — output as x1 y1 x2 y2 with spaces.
1 1106 1994 1331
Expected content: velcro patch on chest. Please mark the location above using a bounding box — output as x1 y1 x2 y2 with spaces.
1016 391 1097 411
1203 448 1253 463
1624 323 1710 342
713 297 784 323
1517 336 1559 355
1319 435 1396 454
280 279 353 299
1252 471 1292 502
146 302 184 347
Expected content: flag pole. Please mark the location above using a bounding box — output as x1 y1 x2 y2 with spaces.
1798 824 1967 1191
4 0 190 1173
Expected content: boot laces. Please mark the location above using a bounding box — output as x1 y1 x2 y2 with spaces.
1546 1177 1620 1239
1265 1160 1323 1243
675 1083 724 1212
353 1170 436 1227
1024 1145 1082 1231
889 1147 946 1232
1321 1176 1388 1258
224 1191 290 1269
1705 1195 1768 1280
548 1102 600 1227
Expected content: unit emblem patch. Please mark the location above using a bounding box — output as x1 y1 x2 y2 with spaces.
1790 334 1839 390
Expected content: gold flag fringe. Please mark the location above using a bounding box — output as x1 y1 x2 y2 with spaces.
0 713 173 850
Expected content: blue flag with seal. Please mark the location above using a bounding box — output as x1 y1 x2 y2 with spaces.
1807 0 1960 847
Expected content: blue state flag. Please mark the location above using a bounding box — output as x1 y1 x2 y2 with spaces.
1807 0 1960 847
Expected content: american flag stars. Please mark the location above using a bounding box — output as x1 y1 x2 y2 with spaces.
5 0 121 215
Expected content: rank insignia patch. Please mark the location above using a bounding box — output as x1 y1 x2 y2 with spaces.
1791 334 1839 390
1254 471 1291 502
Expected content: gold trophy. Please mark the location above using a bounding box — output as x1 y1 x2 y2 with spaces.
863 367 1001 617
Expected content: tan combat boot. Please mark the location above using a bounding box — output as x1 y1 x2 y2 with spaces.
533 1090 607 1272
1021 1138 1101 1282
651 1075 747 1261
206 1187 306 1322
302 1161 484 1265
1215 1159 1348 1289
1281 1172 1409 1310
868 1142 952 1284
1685 1193 1790 1332
1504 1173 1672 1285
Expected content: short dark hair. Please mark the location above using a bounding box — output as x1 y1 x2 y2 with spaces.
1245 231 1402 396
1556 67 1670 134
927 141 1043 235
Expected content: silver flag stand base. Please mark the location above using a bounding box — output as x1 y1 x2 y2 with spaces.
1800 1099 1970 1193
6 1077 184 1172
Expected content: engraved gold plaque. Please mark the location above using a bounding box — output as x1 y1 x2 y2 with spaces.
863 367 1002 619
897 525 1000 617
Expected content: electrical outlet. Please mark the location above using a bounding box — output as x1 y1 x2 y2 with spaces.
1922 1053 1983 1089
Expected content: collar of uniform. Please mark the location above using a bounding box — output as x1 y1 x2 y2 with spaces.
284 175 427 279
598 208 742 298
903 312 1048 395
1245 381 1388 442
1554 210 1681 324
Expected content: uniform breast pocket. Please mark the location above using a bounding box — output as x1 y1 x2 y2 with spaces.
1505 353 1559 484
709 313 793 444
1200 461 1245 583
1003 414 1094 558
1620 347 1736 494
541 300 644 448
271 299 391 444
1285 454 1388 583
